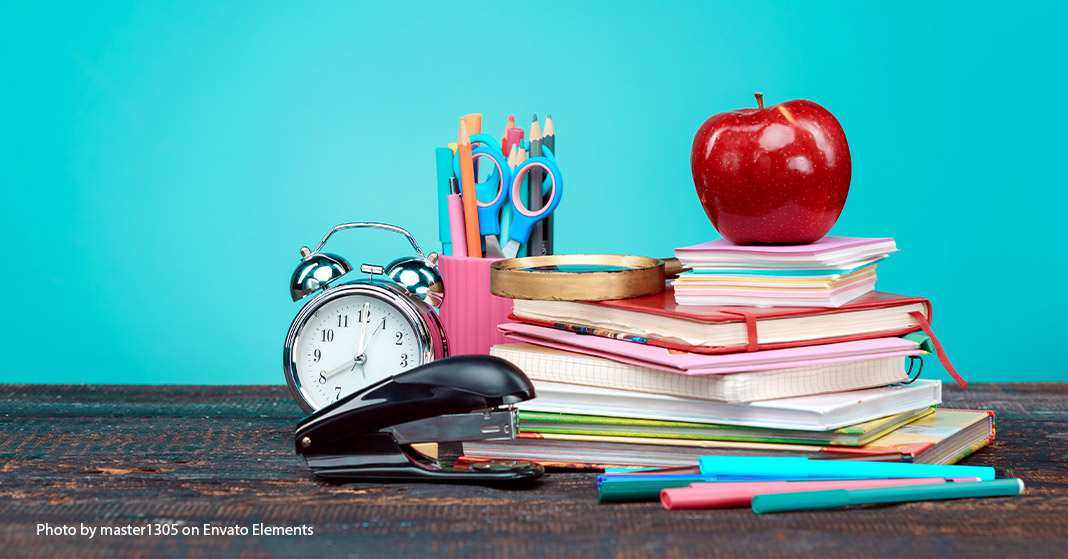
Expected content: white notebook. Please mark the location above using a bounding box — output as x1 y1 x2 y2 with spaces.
518 379 942 431
490 343 909 403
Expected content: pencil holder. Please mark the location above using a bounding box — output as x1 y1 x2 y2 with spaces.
437 255 515 356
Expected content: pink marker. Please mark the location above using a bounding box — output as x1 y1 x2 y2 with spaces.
661 477 981 510
504 127 525 159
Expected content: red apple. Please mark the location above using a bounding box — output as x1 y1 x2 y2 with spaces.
690 93 851 245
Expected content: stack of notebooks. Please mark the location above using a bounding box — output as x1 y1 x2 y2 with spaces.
672 237 897 307
464 238 989 469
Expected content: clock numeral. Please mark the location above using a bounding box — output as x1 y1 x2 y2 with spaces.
395 331 404 345
357 309 371 323
338 315 348 328
334 386 342 400
322 329 334 342
400 354 408 367
318 371 326 384
381 317 387 330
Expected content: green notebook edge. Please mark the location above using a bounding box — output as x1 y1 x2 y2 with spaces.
518 406 936 447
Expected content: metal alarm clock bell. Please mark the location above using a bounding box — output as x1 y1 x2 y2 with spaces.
283 222 448 413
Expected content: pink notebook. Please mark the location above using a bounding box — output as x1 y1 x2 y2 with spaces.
675 236 895 255
498 323 922 376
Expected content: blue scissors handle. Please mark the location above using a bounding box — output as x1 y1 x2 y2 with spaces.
507 155 562 244
462 152 513 238
452 134 504 178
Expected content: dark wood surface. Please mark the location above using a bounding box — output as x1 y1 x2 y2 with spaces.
1 383 1066 558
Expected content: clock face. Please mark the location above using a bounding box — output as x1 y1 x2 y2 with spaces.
293 292 422 410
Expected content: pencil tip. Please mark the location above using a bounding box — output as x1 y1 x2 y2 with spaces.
532 114 538 122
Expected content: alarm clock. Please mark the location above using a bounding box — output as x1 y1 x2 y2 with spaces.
283 222 449 413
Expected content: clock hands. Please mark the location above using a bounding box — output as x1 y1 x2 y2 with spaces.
353 301 372 368
322 303 385 384
323 358 358 380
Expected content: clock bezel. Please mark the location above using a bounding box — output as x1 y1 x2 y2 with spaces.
283 280 448 413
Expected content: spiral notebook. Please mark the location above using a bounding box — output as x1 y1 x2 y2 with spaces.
490 343 912 402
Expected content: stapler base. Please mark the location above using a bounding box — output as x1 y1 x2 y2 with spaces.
303 432 544 486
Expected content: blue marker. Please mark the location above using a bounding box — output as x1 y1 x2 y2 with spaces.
698 456 995 481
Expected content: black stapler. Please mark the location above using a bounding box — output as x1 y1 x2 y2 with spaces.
294 355 545 486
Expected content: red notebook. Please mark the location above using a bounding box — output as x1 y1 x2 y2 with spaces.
509 287 964 387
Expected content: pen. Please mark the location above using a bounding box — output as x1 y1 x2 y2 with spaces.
457 119 482 257
698 456 996 481
540 115 555 255
447 176 468 257
435 147 455 255
661 477 980 510
598 478 715 503
598 474 821 503
602 452 908 477
751 479 1025 514
526 115 544 256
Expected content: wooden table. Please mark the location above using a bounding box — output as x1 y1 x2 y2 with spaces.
1 383 1065 558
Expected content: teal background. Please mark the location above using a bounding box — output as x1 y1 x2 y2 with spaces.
2 2 1065 385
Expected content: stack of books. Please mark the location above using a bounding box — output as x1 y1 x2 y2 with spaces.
672 237 897 307
464 239 988 469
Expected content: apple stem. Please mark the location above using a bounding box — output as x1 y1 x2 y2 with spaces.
755 92 764 110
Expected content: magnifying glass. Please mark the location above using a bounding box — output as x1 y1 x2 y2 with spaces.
490 255 668 301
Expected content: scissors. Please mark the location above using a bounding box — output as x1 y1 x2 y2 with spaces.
453 134 562 258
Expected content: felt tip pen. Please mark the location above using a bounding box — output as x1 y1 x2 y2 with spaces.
750 479 1025 514
598 475 829 503
435 148 456 256
698 456 995 481
598 478 705 503
597 473 815 487
660 477 981 510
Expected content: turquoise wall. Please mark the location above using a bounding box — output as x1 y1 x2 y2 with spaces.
2 2 1064 384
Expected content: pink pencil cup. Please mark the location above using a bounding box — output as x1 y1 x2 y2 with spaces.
437 255 515 356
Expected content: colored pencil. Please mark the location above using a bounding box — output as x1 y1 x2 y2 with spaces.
463 113 482 180
540 115 555 255
515 145 528 256
500 144 519 245
457 119 482 257
526 115 544 256
501 114 515 149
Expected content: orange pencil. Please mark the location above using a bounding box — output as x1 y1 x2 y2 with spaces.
457 119 482 257
463 113 482 180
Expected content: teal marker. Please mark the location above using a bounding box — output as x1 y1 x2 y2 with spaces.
698 456 995 481
435 147 455 255
751 479 1024 514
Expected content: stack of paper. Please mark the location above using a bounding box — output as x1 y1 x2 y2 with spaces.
467 235 983 470
672 237 897 307
468 322 955 468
